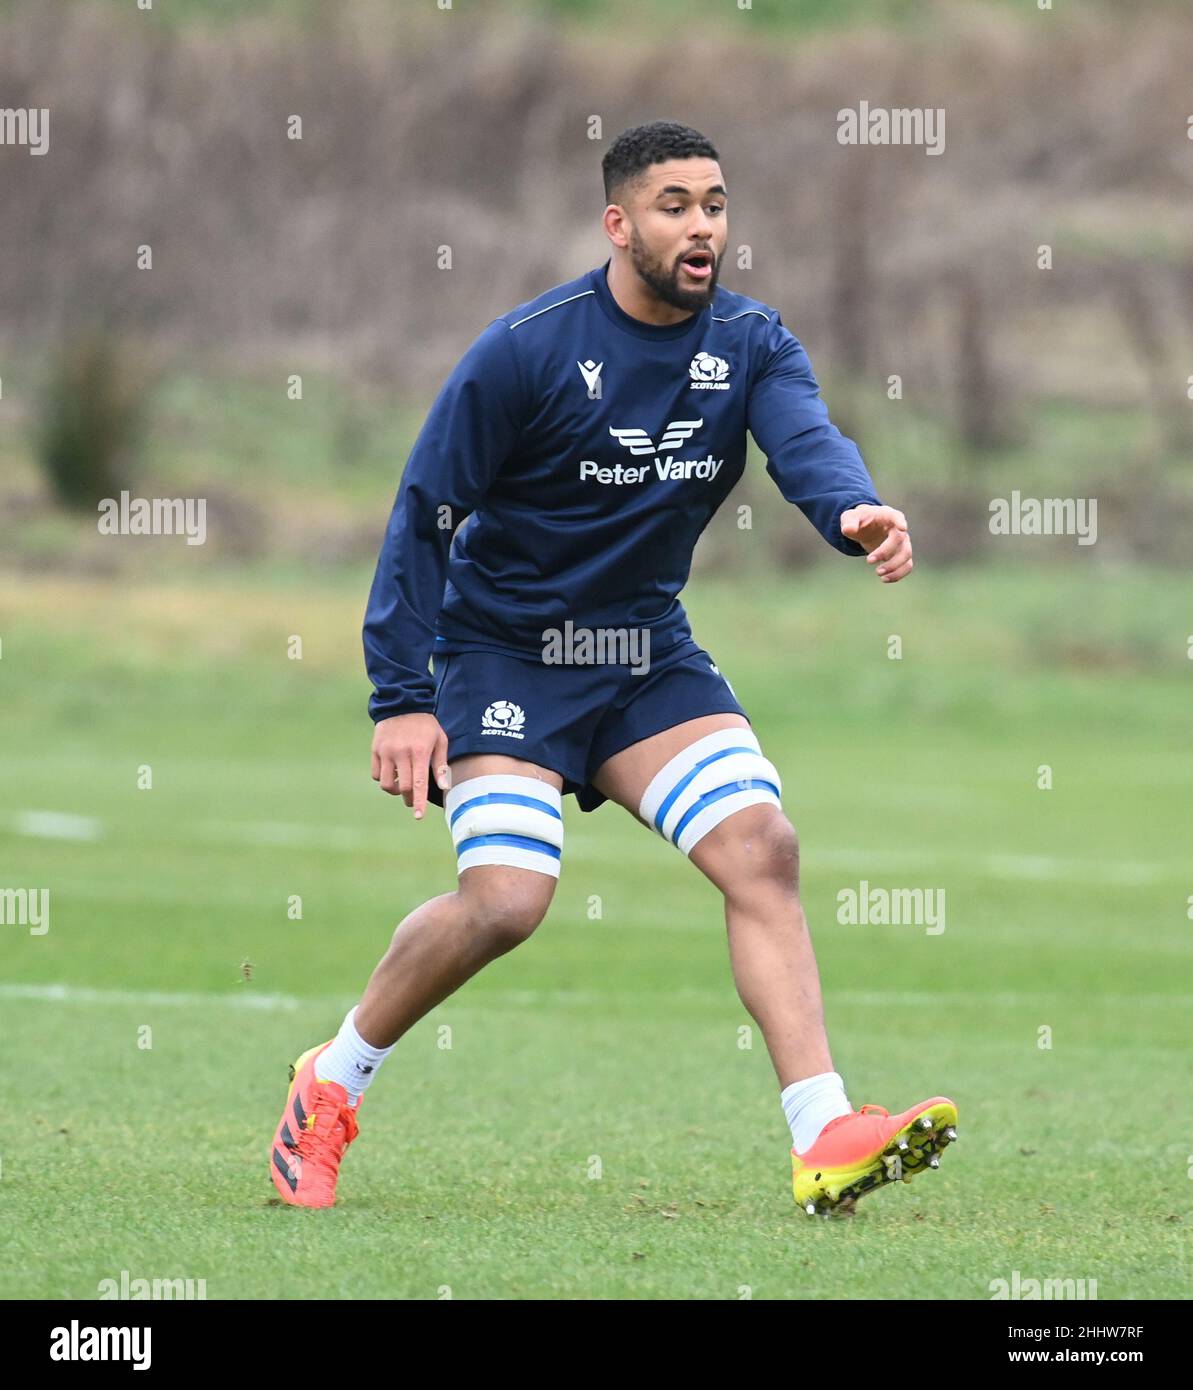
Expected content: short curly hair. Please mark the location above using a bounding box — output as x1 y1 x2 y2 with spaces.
602 121 720 206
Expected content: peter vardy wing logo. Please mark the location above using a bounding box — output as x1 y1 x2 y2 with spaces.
481 700 526 739
689 351 731 389
584 419 723 484
608 420 702 455
607 427 655 456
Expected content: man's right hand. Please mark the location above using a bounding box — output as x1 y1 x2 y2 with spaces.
371 714 451 820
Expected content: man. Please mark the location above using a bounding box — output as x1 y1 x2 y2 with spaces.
269 120 957 1218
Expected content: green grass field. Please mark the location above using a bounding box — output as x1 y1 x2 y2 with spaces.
2 563 1190 1299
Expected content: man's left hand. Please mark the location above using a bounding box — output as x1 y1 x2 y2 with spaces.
840 504 914 583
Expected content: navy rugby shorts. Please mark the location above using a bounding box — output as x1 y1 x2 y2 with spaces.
426 637 749 813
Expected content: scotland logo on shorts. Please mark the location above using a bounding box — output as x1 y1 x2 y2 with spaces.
481 699 526 739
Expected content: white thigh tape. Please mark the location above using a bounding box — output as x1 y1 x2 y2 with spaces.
444 774 563 879
639 727 782 856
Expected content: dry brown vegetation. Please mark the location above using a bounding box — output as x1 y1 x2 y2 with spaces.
1 0 1190 565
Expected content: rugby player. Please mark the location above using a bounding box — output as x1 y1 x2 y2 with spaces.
269 121 957 1218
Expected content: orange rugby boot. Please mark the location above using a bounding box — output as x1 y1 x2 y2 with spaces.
269 1041 361 1208
792 1096 958 1218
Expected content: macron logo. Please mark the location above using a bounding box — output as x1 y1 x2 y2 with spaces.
577 359 604 398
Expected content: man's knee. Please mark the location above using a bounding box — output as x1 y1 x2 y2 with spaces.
458 867 555 953
757 809 800 888
700 804 801 896
440 771 564 950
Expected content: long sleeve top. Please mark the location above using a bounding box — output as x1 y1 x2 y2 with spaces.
363 258 883 720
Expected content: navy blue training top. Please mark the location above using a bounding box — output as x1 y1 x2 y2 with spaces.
363 258 883 720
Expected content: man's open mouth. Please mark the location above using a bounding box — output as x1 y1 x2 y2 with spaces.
680 250 713 279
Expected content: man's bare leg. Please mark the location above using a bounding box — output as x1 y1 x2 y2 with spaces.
354 754 563 1048
591 714 833 1088
268 752 564 1207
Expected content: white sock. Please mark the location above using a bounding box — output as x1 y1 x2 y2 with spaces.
781 1071 853 1154
316 1006 395 1104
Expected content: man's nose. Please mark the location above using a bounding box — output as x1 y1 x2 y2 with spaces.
689 211 716 243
